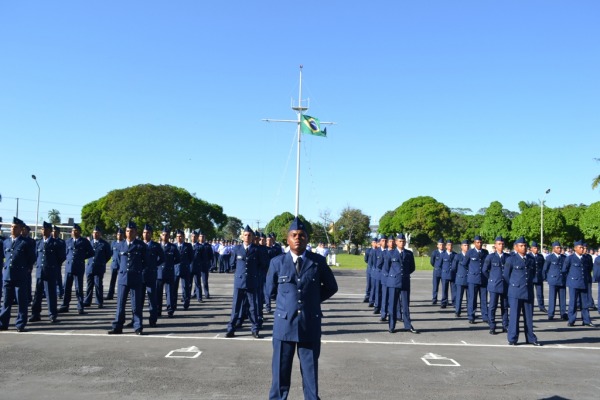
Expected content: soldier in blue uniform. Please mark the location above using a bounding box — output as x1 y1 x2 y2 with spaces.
364 237 377 303
594 254 600 315
158 227 179 318
174 229 193 310
84 226 111 308
189 229 204 303
371 235 387 314
52 225 66 299
542 241 567 320
503 236 541 346
440 240 456 309
384 233 418 334
108 221 147 335
529 241 547 312
484 236 508 335
225 225 268 338
138 224 164 327
582 244 595 310
197 230 213 300
563 240 595 327
105 228 124 300
59 224 94 314
30 221 66 323
1 217 36 331
266 217 338 400
430 238 444 305
379 235 394 322
264 233 283 313
453 240 470 317
463 235 489 324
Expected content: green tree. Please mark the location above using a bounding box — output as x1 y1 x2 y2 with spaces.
310 220 331 245
81 184 226 237
480 201 512 242
580 201 600 246
558 204 587 245
217 216 244 240
333 207 371 251
511 206 565 245
264 212 312 245
592 158 600 190
377 210 395 235
47 209 61 225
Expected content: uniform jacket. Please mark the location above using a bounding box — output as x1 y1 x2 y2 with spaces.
384 248 415 289
190 242 203 274
229 243 268 290
430 249 443 278
543 252 566 286
441 250 456 281
372 247 385 280
503 253 534 301
175 242 193 278
266 251 338 342
267 245 283 261
158 242 179 282
562 253 589 289
484 251 507 294
115 238 147 287
143 240 165 284
36 237 66 280
453 252 469 286
65 237 94 275
110 240 124 270
85 238 112 275
3 236 36 283
199 242 214 272
464 248 489 285
593 257 600 283
529 252 545 283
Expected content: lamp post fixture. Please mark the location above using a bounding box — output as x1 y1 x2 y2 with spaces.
540 188 551 251
32 175 40 238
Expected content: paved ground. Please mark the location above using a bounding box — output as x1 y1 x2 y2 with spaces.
1 269 599 399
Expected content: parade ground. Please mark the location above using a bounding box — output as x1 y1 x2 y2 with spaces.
1 269 599 400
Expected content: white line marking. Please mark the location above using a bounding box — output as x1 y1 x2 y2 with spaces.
165 346 202 359
421 352 460 367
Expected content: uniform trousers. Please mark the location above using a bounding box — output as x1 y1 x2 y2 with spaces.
142 280 158 324
368 273 377 305
105 268 119 299
157 278 175 316
174 274 191 309
56 268 64 297
507 296 537 344
190 270 203 301
488 291 508 330
432 272 442 302
269 338 320 400
568 287 591 325
0 280 28 329
84 273 104 306
455 283 468 316
364 267 371 300
548 284 566 318
388 287 411 331
112 284 143 331
468 283 488 322
372 274 382 310
533 282 545 310
440 279 455 306
586 282 595 309
227 288 259 333
380 280 389 317
62 272 85 311
31 277 58 319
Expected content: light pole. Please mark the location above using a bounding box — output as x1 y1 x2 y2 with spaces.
540 188 550 251
32 174 40 238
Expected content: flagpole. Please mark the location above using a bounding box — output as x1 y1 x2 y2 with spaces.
295 66 303 217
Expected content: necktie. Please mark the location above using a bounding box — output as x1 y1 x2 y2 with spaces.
296 256 303 275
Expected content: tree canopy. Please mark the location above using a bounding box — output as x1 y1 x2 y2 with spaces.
480 201 511 242
333 207 371 248
263 212 313 245
580 201 600 246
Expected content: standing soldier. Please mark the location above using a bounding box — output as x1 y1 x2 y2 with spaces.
30 221 66 324
158 227 179 318
189 229 203 303
197 231 213 300
484 236 508 335
379 235 395 322
371 235 387 315
84 226 111 308
563 240 596 327
52 225 66 299
430 238 444 305
440 240 456 309
1 217 35 331
363 237 377 303
266 217 338 400
105 228 124 301
582 243 595 311
503 236 541 346
264 233 283 314
464 235 489 324
108 221 147 335
174 229 193 310
453 240 470 317
59 224 94 315
138 224 164 327
529 241 547 312
543 241 567 320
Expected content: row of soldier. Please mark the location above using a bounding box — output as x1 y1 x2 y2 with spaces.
364 234 599 345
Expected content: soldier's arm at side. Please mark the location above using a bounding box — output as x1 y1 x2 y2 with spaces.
265 257 279 299
319 260 338 303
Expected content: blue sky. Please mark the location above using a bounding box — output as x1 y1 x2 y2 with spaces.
1 1 599 231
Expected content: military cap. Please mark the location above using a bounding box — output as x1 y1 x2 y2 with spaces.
461 239 470 245
143 223 153 232
260 232 266 239
378 234 387 241
574 239 585 247
371 237 378 242
116 228 124 234
12 217 24 226
514 236 527 244
243 225 253 233
288 217 307 232
268 233 276 239
196 229 203 235
93 225 102 233
437 238 444 244
446 239 453 244
530 241 539 248
73 223 82 231
42 221 52 230
551 241 561 247
396 233 406 240
495 236 505 242
473 235 483 241
24 225 31 231
175 229 184 235
126 220 137 230
53 225 61 232
161 226 170 234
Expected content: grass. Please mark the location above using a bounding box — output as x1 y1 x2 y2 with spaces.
333 253 433 271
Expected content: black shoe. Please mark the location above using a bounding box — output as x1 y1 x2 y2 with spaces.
16 327 27 333
28 315 41 323
50 318 60 324
97 304 104 309
0 326 7 331
149 321 157 328
198 298 203 303
548 316 554 320
408 327 419 334
373 308 380 314
58 295 64 299
583 323 596 327
225 331 235 338
468 320 475 324
489 329 496 335
363 298 369 303
167 313 174 318
206 295 211 299
539 307 547 313
368 303 374 308
380 317 387 322
252 331 261 339
502 328 507 333
235 321 243 328
58 307 69 313
431 300 438 305
531 342 542 346
455 313 460 317
104 296 113 301
183 305 189 310
440 305 447 309
108 328 123 334
508 342 516 346
567 322 575 327
125 321 134 328
561 314 568 321
83 303 91 307
135 329 144 335
388 328 395 333
78 310 86 315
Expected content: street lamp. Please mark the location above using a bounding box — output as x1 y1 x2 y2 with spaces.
32 174 40 238
540 188 551 251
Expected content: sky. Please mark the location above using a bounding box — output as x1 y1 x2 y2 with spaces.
1 1 599 231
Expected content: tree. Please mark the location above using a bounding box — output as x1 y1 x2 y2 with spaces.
558 204 587 245
377 210 396 236
592 158 600 190
310 220 331 245
333 207 371 251
264 212 312 245
81 184 227 237
580 201 600 246
217 216 244 240
47 209 61 225
480 201 512 242
511 205 565 245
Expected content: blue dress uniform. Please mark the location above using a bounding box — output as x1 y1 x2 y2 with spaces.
105 229 124 300
593 256 600 315
1 218 36 331
174 231 193 310
440 243 456 308
503 237 539 345
562 240 594 326
363 238 376 302
109 222 147 334
529 242 546 312
142 225 164 327
464 236 489 323
60 225 95 313
30 222 67 322
158 233 180 318
430 239 444 304
483 242 508 334
367 240 378 307
198 237 213 299
266 219 338 400
542 242 567 320
379 241 392 320
371 236 386 314
264 236 283 313
52 226 66 298
84 228 112 307
384 236 417 333
190 232 203 302
582 250 595 310
453 241 470 317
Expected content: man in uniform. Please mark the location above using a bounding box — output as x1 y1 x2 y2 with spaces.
158 227 179 318
30 221 66 324
484 236 508 335
363 237 377 303
84 226 111 308
371 235 387 314
563 240 595 327
266 217 338 400
105 228 124 301
464 235 489 324
453 240 470 317
430 238 444 305
543 241 567 320
529 241 547 312
189 229 203 303
440 239 456 309
503 236 541 346
1 217 36 331
264 233 283 314
174 229 193 310
52 225 66 299
139 224 164 327
108 221 147 335
197 230 213 300
59 224 94 314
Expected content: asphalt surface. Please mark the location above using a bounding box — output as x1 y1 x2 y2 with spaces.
1 269 599 399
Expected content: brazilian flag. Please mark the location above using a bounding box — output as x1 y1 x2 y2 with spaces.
301 115 327 137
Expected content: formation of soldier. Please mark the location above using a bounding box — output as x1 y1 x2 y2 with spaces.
364 233 600 345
